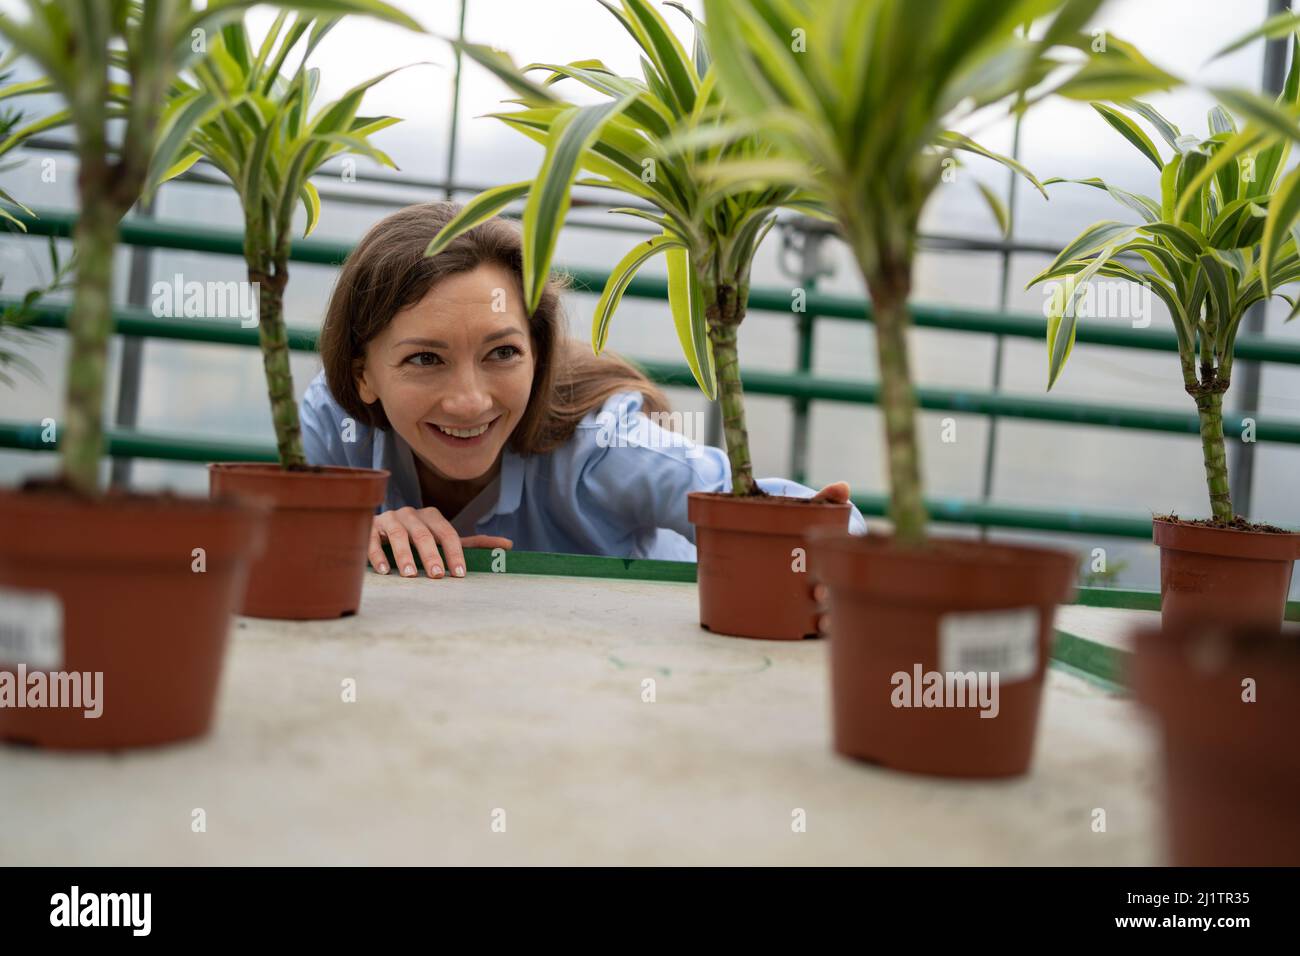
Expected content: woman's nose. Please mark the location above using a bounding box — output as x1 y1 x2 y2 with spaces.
438 367 494 421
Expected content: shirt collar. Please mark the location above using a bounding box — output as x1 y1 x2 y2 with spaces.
483 446 524 518
384 428 525 524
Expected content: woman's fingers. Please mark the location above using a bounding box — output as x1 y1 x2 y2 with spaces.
371 510 513 580
461 535 514 551
418 507 468 578
380 509 421 578
812 481 851 503
367 520 390 574
394 507 446 579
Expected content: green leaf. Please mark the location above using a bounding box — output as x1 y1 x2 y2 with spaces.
936 129 1047 198
1210 87 1300 145
1208 105 1236 136
1052 53 1179 102
454 41 561 106
1045 245 1119 389
145 90 224 201
310 131 398 169
1043 176 1159 223
1141 222 1207 261
1210 9 1300 61
0 183 34 224
1032 221 1135 281
299 180 321 237
521 94 637 312
665 243 715 399
1261 163 1300 295
1174 145 1209 231
425 180 532 257
974 179 1009 235
619 0 698 115
1091 102 1163 170
1207 197 1268 249
592 234 684 352
157 149 202 186
663 1 710 79
1117 98 1181 152
1197 251 1233 323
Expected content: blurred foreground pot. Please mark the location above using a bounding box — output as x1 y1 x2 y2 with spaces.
0 487 266 749
1131 622 1300 865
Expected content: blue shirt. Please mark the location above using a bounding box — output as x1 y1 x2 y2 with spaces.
299 370 866 560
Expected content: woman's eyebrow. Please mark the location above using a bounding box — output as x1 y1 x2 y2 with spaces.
392 328 523 350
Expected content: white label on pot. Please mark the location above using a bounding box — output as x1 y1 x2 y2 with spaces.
939 607 1038 683
0 587 63 669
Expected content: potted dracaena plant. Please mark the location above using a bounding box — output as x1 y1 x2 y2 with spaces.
701 0 1178 776
1028 86 1300 632
1123 17 1300 868
186 11 421 619
424 0 852 641
0 0 417 750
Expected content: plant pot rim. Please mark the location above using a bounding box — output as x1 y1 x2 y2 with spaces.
209 462 388 512
0 484 264 518
207 462 389 481
807 531 1077 608
687 490 852 538
0 485 268 565
1131 623 1300 730
1153 515 1300 561
806 528 1077 567
686 490 850 509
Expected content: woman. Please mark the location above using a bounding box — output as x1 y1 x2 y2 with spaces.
301 202 865 579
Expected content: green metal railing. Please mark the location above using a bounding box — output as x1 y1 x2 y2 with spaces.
4 205 1300 544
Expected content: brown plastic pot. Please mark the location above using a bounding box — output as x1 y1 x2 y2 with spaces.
0 487 267 749
1153 518 1299 630
1131 622 1300 865
209 463 388 620
808 532 1077 777
687 492 852 640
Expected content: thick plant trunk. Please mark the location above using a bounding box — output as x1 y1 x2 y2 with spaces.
61 189 121 495
1192 387 1232 521
866 263 928 546
706 281 759 497
250 257 306 468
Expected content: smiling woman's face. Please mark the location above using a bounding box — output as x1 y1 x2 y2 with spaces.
356 262 535 483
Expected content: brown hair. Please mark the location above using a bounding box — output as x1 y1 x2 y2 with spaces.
319 201 669 454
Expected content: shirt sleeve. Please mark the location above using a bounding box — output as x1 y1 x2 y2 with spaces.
299 370 349 467
576 391 868 542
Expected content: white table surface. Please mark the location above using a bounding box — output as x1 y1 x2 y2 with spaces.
0 570 1164 865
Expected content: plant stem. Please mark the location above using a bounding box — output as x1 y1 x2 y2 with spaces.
865 261 928 545
249 254 306 468
60 181 120 495
705 280 759 496
1192 385 1232 521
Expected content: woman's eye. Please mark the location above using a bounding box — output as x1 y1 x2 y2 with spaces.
405 351 442 367
490 345 522 360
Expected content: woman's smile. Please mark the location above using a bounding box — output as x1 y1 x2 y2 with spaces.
423 414 501 447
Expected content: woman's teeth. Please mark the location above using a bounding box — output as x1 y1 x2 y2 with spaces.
435 422 490 438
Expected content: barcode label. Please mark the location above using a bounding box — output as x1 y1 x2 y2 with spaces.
0 586 63 669
939 607 1038 682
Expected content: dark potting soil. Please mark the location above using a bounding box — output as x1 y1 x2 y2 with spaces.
693 491 837 505
1155 512 1295 535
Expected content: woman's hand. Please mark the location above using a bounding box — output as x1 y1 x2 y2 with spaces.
811 481 851 503
369 507 513 579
